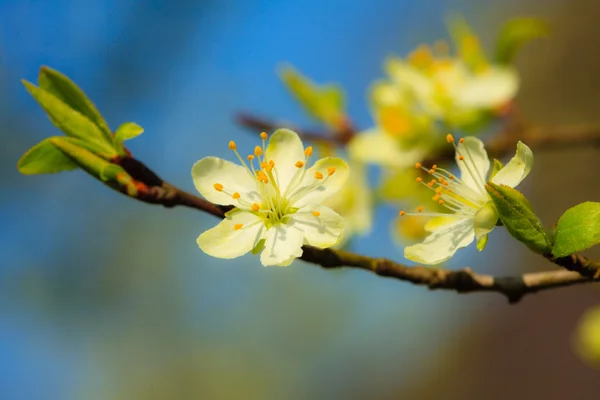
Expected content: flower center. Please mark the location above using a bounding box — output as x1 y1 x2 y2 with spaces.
218 133 333 229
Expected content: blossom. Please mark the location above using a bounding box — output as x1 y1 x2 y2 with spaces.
322 161 372 246
400 135 533 265
192 129 349 266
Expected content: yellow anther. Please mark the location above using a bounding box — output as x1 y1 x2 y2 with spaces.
214 183 224 192
417 206 423 213
435 186 443 194
327 167 336 176
438 177 444 183
247 155 255 161
438 200 444 205
232 192 240 199
416 177 422 183
458 155 465 161
427 180 435 188
446 134 454 143
432 194 440 201
228 141 237 150
408 45 433 68
233 224 243 231
443 181 450 186
295 161 304 168
257 171 269 183
459 138 464 144
254 146 263 157
251 203 260 212
449 175 454 180
261 161 268 169
432 165 437 170
415 162 422 169
429 168 435 174
399 210 406 216
260 131 268 140
269 160 275 167
315 171 324 180
312 210 321 217
304 146 313 157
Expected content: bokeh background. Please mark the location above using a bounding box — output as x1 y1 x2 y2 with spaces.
2 0 600 399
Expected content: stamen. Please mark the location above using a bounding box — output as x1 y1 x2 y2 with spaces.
415 162 422 168
312 210 321 217
432 194 440 201
228 141 237 150
233 224 243 231
232 192 240 199
315 171 324 180
251 203 260 211
304 147 313 157
429 168 435 174
260 132 268 140
438 200 444 205
327 167 336 176
295 161 304 168
254 146 263 157
416 177 422 183
458 155 465 161
417 206 423 212
399 210 406 216
257 171 269 183
459 138 464 144
214 183 223 192
446 134 454 143
247 155 255 161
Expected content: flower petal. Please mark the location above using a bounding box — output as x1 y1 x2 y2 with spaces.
490 141 533 188
404 218 475 265
197 211 264 259
292 205 345 248
473 201 498 240
260 223 304 267
455 67 519 109
290 157 349 208
265 129 305 194
192 157 260 206
348 129 424 168
456 136 490 193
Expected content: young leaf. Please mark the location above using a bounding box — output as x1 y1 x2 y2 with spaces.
17 137 78 175
446 14 487 71
50 137 138 196
38 66 112 141
114 122 144 143
278 65 346 129
495 17 548 65
486 182 553 254
553 202 600 258
22 80 115 153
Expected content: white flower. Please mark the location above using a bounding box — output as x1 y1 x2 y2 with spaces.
401 135 533 265
192 129 349 267
323 161 372 246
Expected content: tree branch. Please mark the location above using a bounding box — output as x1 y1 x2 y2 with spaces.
117 156 598 304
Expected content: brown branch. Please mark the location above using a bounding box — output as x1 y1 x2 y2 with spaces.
116 156 598 304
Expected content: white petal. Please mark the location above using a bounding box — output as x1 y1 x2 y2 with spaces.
197 211 264 259
473 202 498 241
265 129 305 194
290 157 349 208
348 129 424 168
192 157 260 206
260 223 304 267
404 218 475 265
292 205 345 248
490 141 533 188
385 58 434 103
456 136 490 192
455 67 519 109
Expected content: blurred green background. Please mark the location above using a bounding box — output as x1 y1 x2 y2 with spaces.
1 0 600 399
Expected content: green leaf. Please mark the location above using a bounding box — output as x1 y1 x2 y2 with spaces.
50 137 137 196
38 66 112 141
17 137 79 175
486 182 553 254
278 65 346 129
495 17 548 64
114 122 144 143
553 202 600 258
22 80 116 154
446 14 488 71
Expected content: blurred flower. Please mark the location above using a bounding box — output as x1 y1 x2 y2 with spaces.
192 129 349 266
323 161 372 246
575 305 600 367
401 135 533 265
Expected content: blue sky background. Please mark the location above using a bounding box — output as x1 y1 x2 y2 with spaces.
1 0 598 399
